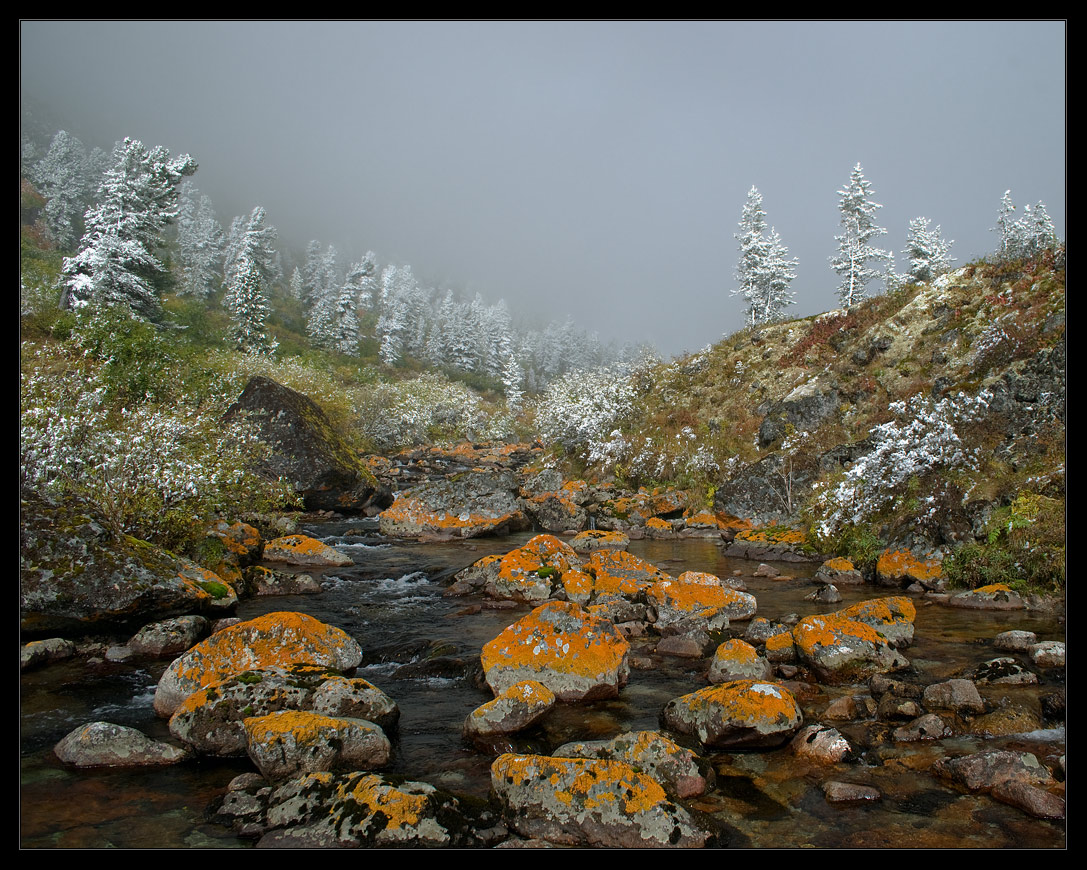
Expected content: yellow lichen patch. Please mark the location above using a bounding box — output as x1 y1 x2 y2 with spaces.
715 639 761 665
586 549 670 591
561 569 596 603
838 596 916 628
561 480 588 497
648 573 755 617
645 517 672 532
765 632 795 653
680 680 801 723
569 530 629 553
876 549 943 583
736 528 806 545
496 534 578 596
684 512 723 529
491 754 668 815
379 495 515 539
264 534 352 566
242 709 341 745
823 556 856 572
974 583 1014 595
336 774 427 829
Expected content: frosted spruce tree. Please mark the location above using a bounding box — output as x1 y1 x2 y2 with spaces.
993 191 1059 261
227 253 276 354
733 186 798 326
830 163 892 308
223 206 277 293
61 138 197 318
31 129 93 249
903 217 954 284
175 181 223 299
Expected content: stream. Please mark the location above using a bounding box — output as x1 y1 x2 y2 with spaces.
20 522 1066 848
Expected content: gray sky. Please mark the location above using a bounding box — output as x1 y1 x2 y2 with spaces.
21 21 1065 357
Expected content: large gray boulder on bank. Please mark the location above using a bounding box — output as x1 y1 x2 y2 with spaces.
20 488 233 635
223 376 387 513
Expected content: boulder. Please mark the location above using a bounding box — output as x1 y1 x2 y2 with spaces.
823 781 881 803
725 528 820 562
792 608 909 684
875 549 943 588
835 596 916 648
569 530 630 554
481 601 630 702
661 680 803 748
1029 640 1065 667
991 781 1065 819
20 637 76 670
994 629 1037 652
154 611 362 717
552 730 713 799
242 710 390 782
523 491 587 532
54 721 187 768
378 470 527 540
892 713 952 742
262 534 353 567
813 557 864 586
947 583 1026 610
463 680 556 744
972 657 1038 686
260 771 475 847
168 664 398 756
490 754 714 847
932 749 1055 793
648 571 757 632
921 678 985 714
790 724 852 763
243 566 322 596
490 534 579 602
128 615 209 658
222 375 383 513
21 488 232 635
708 639 773 684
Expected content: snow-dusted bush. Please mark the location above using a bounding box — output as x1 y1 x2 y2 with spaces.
534 366 637 459
811 391 991 538
356 372 511 450
21 344 290 548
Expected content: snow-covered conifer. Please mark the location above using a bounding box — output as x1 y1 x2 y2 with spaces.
992 191 1060 261
306 245 342 348
62 138 197 318
227 254 276 354
223 207 277 290
733 186 797 326
830 163 892 308
175 181 223 298
903 217 954 284
31 130 92 248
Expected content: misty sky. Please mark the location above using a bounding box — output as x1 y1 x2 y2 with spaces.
20 21 1065 357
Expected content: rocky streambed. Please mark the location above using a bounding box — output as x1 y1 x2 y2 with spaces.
21 524 1065 848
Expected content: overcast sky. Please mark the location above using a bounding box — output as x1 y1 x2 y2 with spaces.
21 21 1066 357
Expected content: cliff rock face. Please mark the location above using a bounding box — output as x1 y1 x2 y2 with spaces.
223 376 386 513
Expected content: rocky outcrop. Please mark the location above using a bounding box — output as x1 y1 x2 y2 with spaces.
20 488 233 636
223 376 384 513
714 452 819 523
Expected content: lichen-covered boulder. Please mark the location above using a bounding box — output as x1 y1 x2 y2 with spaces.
490 754 715 847
490 534 579 602
21 637 76 670
724 527 818 562
583 549 671 596
378 470 527 540
661 680 803 748
154 612 362 717
463 680 556 744
835 596 916 648
222 376 383 513
947 583 1026 610
524 491 588 532
813 556 864 586
243 565 322 596
570 530 630 554
445 553 503 596
875 549 943 588
792 608 909 684
167 663 398 756
263 534 353 567
261 771 475 847
708 639 773 683
481 601 630 701
553 730 713 799
648 571 757 631
243 710 390 781
20 488 230 634
54 721 187 768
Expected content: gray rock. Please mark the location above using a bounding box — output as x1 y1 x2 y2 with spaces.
922 678 985 714
243 711 391 782
991 781 1065 819
823 781 881 803
994 629 1037 652
893 714 951 742
21 637 76 670
790 724 852 763
972 657 1038 686
55 721 187 768
933 749 1055 793
129 615 209 658
1029 640 1065 667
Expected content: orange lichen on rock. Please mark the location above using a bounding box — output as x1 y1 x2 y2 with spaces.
378 495 515 540
648 572 757 620
154 611 362 717
263 534 353 567
684 511 723 530
661 680 803 748
876 548 943 584
569 530 630 553
493 534 578 601
736 528 806 545
491 754 667 815
823 556 856 572
481 601 630 701
792 607 909 684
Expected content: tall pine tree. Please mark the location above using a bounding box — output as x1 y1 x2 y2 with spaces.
830 163 892 308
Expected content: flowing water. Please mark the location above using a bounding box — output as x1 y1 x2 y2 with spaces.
20 523 1066 848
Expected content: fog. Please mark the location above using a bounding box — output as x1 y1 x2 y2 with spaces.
20 21 1065 357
